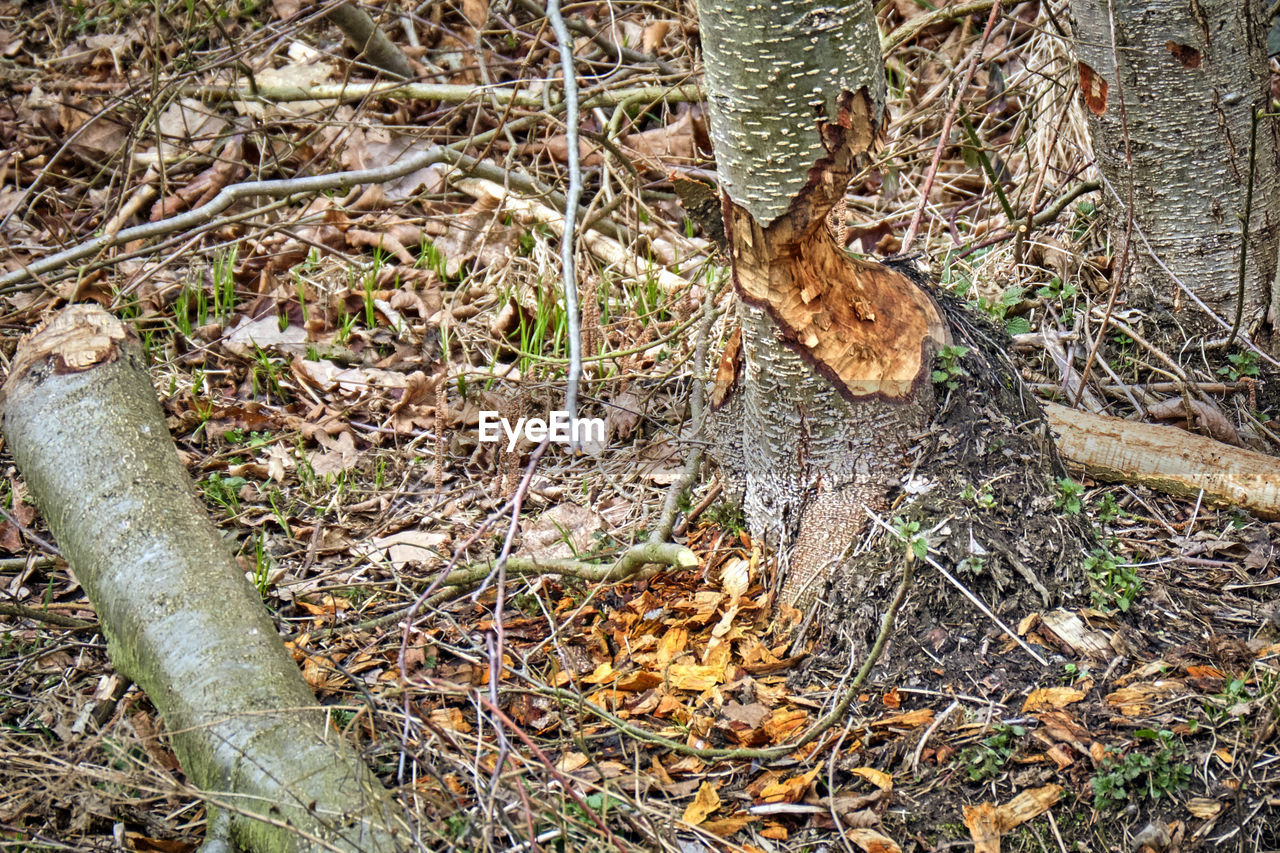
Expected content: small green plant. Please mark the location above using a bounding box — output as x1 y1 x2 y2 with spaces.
173 281 208 336
249 346 286 401
1035 276 1078 324
417 237 450 279
1202 676 1253 727
960 723 1025 781
702 501 746 535
223 429 273 449
932 345 971 391
266 488 293 539
892 517 928 560
1091 730 1190 811
294 274 310 324
211 245 239 322
1071 200 1097 242
1218 350 1259 381
973 284 1028 335
961 482 997 509
514 278 568 373
1086 546 1143 612
336 310 357 345
202 473 247 517
1035 276 1078 304
1095 491 1124 522
1054 477 1085 514
251 532 271 596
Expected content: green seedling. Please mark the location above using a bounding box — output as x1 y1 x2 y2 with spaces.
1092 730 1190 810
932 345 970 391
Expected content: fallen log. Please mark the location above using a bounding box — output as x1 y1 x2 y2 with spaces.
1044 401 1280 520
0 305 406 852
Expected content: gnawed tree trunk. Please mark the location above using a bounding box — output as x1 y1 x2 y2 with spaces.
0 306 406 853
1070 0 1280 336
700 1 1088 619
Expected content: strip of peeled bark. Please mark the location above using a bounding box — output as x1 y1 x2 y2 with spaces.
1070 0 1280 330
700 0 948 605
0 306 406 853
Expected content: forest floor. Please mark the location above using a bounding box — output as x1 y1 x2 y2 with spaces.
0 1 1278 851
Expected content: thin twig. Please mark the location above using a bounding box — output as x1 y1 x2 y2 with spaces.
0 149 448 290
0 505 61 557
2 84 702 293
902 1 1003 251
0 602 95 630
1229 106 1261 345
546 0 585 427
650 277 727 543
1074 0 1135 406
1091 176 1280 368
882 0 999 55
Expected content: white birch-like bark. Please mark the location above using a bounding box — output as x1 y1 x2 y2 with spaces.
1071 0 1280 329
700 0 886 223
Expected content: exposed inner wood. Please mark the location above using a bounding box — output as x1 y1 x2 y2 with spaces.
1045 401 1280 520
5 303 127 385
723 88 948 402
713 87 949 605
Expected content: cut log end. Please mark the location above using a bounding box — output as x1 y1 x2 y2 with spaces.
3 304 130 397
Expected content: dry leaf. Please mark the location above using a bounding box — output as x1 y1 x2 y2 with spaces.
462 0 488 28
666 664 721 692
309 430 359 477
223 314 308 357
641 20 671 53
1165 41 1201 68
1145 396 1242 446
721 700 770 728
871 709 934 728
964 785 1064 853
1186 797 1224 819
432 193 520 276
758 767 820 804
700 813 755 837
682 781 721 825
1078 61 1108 116
849 767 893 792
721 556 751 604
656 627 688 668
762 708 808 742
519 503 605 560
846 828 902 853
963 803 1001 853
359 527 447 570
1021 687 1086 712
429 707 472 733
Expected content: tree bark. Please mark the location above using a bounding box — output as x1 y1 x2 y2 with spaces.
699 1 1088 618
0 306 406 853
1070 0 1280 335
698 0 949 606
